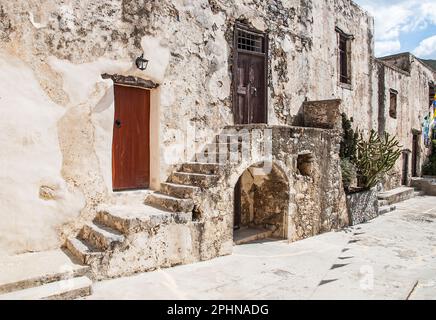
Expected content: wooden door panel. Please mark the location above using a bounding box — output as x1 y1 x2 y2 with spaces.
112 85 150 191
236 52 266 124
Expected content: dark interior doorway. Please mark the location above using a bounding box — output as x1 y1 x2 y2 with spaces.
233 177 242 230
233 23 268 125
412 134 420 177
233 164 288 245
402 151 409 186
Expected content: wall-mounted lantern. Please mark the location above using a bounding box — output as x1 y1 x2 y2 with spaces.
135 54 149 71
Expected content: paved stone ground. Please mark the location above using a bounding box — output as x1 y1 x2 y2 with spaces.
86 196 436 300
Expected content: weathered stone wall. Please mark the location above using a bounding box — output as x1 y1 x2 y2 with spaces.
199 125 349 245
308 0 377 131
376 55 435 189
0 0 373 255
302 99 342 129
0 0 430 257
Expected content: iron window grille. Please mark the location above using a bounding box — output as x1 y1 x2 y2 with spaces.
237 28 265 54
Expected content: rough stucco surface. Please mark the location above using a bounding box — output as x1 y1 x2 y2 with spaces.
0 53 85 255
0 0 433 260
377 57 435 189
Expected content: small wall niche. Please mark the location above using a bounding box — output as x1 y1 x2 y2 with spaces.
297 153 314 177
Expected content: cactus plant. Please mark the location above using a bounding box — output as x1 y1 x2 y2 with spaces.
354 130 402 189
339 114 401 191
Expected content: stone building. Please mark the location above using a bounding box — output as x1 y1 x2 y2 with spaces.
376 53 435 189
0 0 434 280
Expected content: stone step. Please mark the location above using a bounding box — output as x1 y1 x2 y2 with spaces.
378 200 389 206
144 192 194 213
195 151 242 164
181 162 224 175
170 172 219 188
64 237 104 265
379 205 396 215
377 187 415 205
80 222 125 251
160 182 200 199
0 249 89 295
233 227 274 245
411 177 436 196
0 276 92 300
414 190 425 197
95 204 191 234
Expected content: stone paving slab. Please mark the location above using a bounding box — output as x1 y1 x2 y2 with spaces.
86 196 436 300
0 249 88 294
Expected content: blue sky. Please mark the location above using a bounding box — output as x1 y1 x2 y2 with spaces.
354 0 436 58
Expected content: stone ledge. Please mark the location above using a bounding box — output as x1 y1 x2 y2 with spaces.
101 73 159 89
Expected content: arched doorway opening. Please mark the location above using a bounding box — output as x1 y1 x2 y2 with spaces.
233 163 289 244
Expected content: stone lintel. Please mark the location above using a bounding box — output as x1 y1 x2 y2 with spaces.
101 73 159 89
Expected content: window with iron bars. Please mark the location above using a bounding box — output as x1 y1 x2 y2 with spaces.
236 28 265 54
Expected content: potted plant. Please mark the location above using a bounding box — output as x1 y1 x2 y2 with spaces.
339 114 401 225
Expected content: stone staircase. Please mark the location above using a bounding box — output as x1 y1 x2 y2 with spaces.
377 186 424 215
0 249 92 300
411 177 436 196
64 133 241 280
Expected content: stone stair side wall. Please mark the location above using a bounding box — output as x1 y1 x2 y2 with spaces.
188 125 348 250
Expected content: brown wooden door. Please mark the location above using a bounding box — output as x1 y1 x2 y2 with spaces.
234 24 268 124
112 85 150 191
236 53 267 124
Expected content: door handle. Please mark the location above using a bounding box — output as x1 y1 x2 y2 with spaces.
115 119 121 128
250 87 257 96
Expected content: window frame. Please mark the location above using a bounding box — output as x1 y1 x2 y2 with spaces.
389 88 398 119
429 81 435 108
336 27 354 87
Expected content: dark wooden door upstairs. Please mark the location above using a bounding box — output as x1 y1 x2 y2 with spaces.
234 23 268 125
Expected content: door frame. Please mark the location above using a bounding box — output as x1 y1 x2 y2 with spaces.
232 22 269 125
233 176 242 231
411 133 420 177
401 150 410 186
112 84 151 191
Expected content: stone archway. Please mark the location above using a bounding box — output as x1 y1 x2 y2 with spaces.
233 162 289 244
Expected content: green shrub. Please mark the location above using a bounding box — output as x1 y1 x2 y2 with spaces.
339 113 402 192
340 158 357 191
339 113 358 161
423 152 436 176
